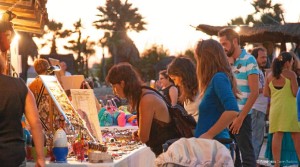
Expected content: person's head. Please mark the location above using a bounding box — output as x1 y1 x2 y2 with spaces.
0 21 14 52
33 58 50 75
272 51 293 79
159 70 174 88
218 28 240 58
167 56 198 103
0 55 5 74
194 39 239 98
60 61 67 71
106 62 143 109
251 47 267 69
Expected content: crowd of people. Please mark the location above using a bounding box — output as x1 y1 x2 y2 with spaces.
1 17 300 166
105 28 300 166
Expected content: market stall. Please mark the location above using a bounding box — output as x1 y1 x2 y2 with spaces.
24 74 146 166
27 145 155 167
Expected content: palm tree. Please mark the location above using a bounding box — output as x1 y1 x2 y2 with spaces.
93 0 146 65
64 19 95 77
229 0 284 25
136 45 169 81
40 20 72 54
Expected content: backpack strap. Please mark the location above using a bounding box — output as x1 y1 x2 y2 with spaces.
140 86 172 107
136 86 171 126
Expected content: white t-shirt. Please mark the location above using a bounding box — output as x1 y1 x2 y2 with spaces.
252 69 268 113
184 94 201 122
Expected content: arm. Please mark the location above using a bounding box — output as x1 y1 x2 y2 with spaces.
201 73 239 138
230 74 259 134
238 74 259 119
263 75 271 97
201 111 238 139
24 89 45 167
169 86 179 106
138 95 155 143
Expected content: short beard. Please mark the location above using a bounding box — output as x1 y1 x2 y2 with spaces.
226 45 235 57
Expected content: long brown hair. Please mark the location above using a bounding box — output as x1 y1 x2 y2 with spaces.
105 62 144 110
194 39 240 98
167 56 198 103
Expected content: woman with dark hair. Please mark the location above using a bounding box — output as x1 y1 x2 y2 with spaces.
106 62 179 156
158 70 179 106
167 56 200 121
263 51 300 167
194 39 239 140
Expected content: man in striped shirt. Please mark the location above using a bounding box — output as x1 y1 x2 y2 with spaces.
218 28 259 167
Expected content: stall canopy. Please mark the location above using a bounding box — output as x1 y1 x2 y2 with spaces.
0 0 48 34
196 23 300 51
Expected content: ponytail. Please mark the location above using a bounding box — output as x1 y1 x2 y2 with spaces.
272 52 292 79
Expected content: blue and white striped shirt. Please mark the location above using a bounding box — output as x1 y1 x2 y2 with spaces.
232 49 259 113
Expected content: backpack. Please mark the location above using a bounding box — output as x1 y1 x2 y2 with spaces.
141 86 196 138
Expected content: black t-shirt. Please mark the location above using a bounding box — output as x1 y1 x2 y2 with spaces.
0 75 28 166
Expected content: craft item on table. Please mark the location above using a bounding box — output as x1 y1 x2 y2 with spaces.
118 105 130 114
88 142 108 152
39 75 95 142
125 114 137 126
53 128 68 163
113 129 133 142
88 151 113 163
106 99 117 115
112 111 126 127
98 108 113 126
72 135 86 162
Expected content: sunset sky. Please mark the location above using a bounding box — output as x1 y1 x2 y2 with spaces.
39 0 300 65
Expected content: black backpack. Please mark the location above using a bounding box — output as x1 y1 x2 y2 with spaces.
141 86 196 138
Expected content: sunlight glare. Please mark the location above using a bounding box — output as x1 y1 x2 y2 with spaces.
234 26 241 33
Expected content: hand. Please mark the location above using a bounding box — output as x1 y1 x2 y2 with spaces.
229 116 244 134
199 132 213 139
35 158 45 167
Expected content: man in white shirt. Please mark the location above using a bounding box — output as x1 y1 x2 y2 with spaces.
251 47 269 161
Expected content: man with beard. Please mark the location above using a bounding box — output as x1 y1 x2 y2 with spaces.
250 47 269 162
218 28 259 167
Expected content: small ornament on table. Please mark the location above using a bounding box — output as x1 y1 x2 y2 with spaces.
72 133 86 162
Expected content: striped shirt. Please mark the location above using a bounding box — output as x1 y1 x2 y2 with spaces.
232 49 259 113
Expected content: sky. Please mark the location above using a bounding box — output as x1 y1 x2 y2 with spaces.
40 0 300 65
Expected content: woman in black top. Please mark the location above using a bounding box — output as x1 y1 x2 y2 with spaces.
158 70 179 106
106 63 179 156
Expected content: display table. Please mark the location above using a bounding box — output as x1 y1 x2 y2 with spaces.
26 145 155 167
100 124 138 131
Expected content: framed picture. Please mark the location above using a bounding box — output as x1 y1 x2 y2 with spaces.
70 89 102 143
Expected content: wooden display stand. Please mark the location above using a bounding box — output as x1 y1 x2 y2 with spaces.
39 75 98 142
